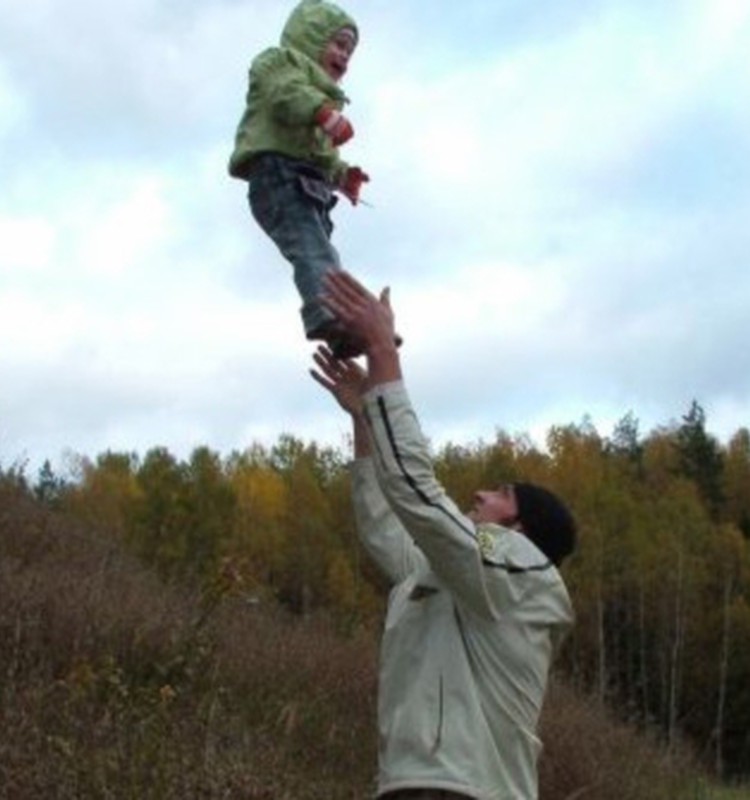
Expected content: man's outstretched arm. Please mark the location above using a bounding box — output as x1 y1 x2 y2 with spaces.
309 344 423 584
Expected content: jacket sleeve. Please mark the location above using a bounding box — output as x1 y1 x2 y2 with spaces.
350 457 427 585
251 48 334 127
362 381 562 620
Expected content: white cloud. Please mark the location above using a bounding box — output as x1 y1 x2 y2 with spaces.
0 63 27 136
72 176 174 278
0 216 56 273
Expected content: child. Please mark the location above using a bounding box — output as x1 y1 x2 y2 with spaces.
228 0 368 359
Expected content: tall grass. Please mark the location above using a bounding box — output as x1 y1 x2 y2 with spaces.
0 479 378 798
0 478 723 799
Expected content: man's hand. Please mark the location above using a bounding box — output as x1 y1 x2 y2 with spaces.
309 344 367 417
322 271 394 349
321 271 402 384
339 167 370 205
315 105 354 146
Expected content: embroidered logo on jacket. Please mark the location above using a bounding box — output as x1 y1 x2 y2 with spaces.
476 526 496 559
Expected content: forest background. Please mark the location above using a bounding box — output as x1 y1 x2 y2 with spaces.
3 398 750 792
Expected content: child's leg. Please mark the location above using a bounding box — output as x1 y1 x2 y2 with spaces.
248 156 341 338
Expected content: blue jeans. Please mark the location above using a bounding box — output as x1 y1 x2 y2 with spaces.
248 153 341 336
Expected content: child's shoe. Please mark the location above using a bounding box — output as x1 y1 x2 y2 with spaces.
329 333 404 360
306 319 340 342
308 321 404 360
329 333 366 360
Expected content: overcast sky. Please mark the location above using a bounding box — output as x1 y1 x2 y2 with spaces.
1 0 749 476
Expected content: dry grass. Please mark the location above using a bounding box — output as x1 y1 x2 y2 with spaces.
539 680 702 799
0 478 717 798
0 480 377 798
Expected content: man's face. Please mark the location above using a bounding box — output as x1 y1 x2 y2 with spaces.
467 484 520 527
320 28 356 82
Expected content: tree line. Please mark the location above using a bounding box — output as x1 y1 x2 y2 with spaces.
9 400 750 780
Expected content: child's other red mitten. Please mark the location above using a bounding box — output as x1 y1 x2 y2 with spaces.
339 167 369 205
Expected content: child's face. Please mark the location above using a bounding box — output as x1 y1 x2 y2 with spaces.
320 28 356 82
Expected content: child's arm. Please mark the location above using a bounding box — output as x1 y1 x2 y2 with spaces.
253 48 348 132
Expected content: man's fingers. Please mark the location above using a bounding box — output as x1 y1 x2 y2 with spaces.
313 348 342 379
314 344 336 366
313 344 361 379
309 368 334 392
322 271 385 334
321 292 345 317
324 269 362 293
379 286 392 309
324 269 375 304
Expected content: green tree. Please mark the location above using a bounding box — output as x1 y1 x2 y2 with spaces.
66 451 141 539
182 446 237 580
130 447 189 576
273 437 338 614
607 411 644 478
724 428 750 538
227 446 289 595
34 459 67 507
675 400 724 518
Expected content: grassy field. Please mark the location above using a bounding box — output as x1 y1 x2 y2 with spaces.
1 480 745 799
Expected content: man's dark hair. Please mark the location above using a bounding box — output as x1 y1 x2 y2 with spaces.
514 483 577 566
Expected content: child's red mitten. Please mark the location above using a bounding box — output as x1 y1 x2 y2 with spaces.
339 166 370 205
316 105 354 146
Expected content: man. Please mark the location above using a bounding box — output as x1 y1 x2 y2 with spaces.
310 271 576 800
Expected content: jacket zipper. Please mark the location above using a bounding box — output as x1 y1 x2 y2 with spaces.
432 674 444 753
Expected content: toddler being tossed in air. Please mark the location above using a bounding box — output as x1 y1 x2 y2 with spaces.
228 0 368 359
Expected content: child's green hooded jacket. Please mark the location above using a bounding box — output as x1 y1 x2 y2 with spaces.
228 0 358 182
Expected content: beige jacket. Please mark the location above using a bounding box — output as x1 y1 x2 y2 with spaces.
351 381 574 800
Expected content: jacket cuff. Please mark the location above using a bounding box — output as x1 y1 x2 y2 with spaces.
362 380 407 406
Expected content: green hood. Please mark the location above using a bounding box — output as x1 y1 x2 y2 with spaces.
280 0 358 64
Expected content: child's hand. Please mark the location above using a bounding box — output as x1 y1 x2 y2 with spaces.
315 105 354 146
339 167 370 205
